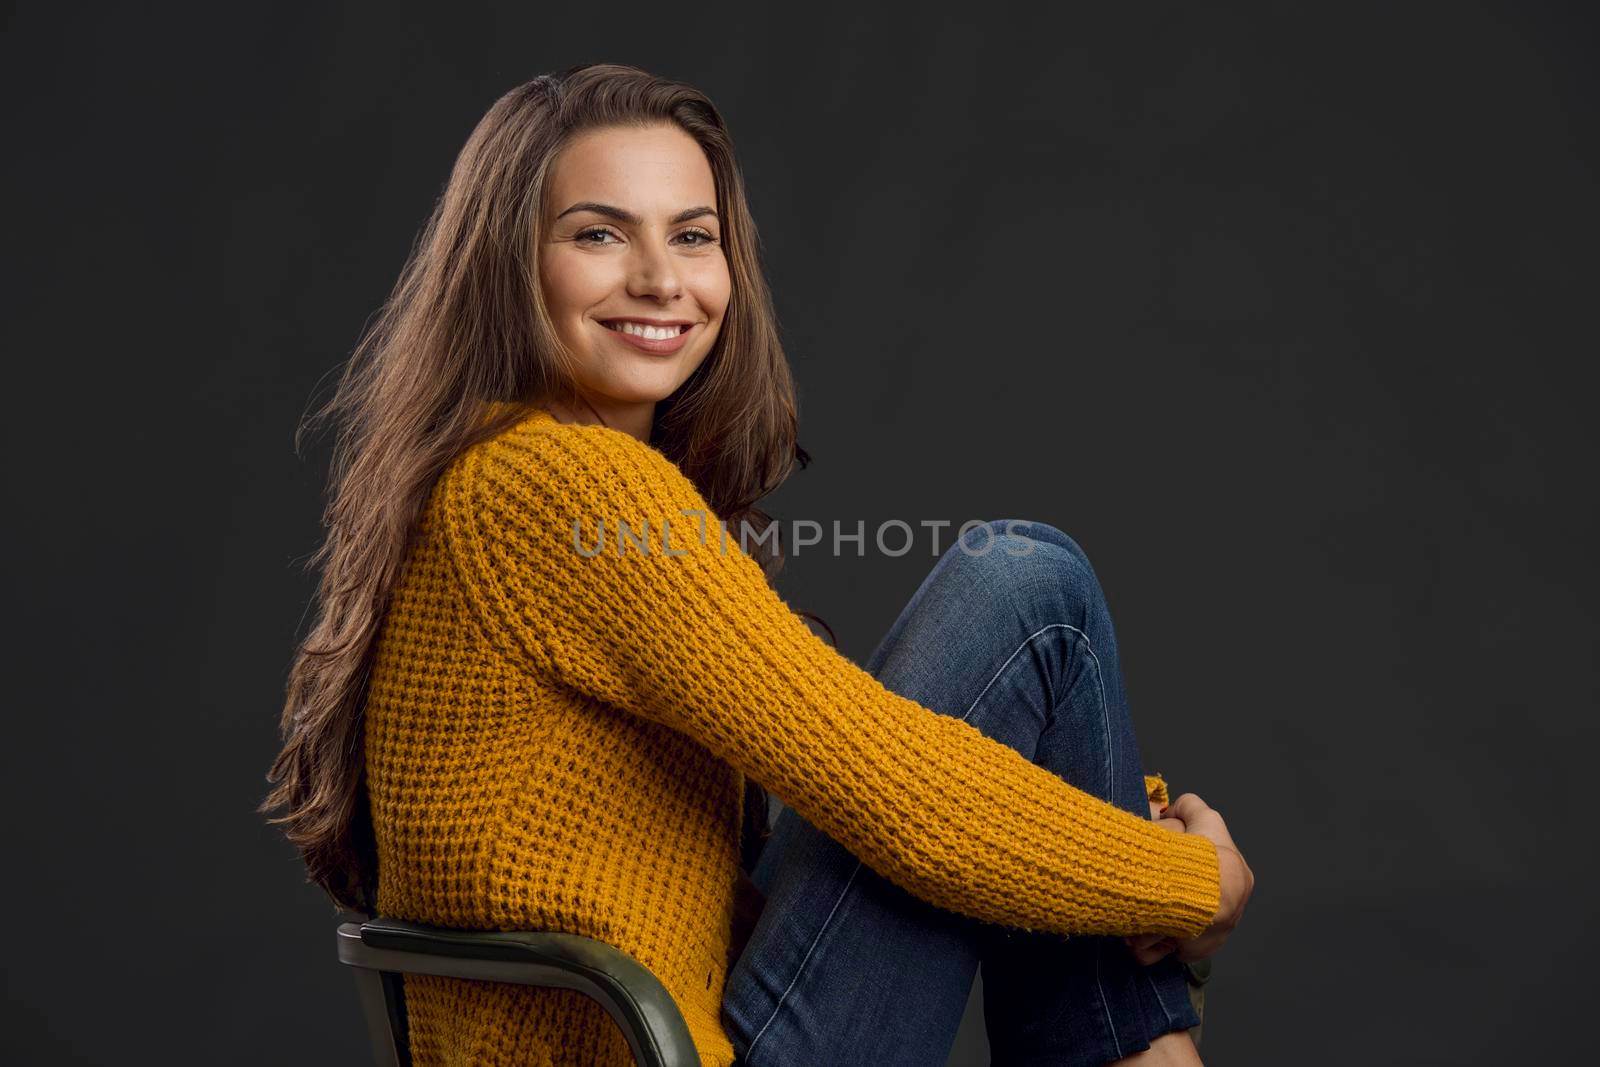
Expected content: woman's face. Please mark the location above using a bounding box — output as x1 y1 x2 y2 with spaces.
539 123 731 437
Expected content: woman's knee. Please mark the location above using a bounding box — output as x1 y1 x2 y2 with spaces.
921 521 1130 790
963 518 1090 567
941 519 1107 620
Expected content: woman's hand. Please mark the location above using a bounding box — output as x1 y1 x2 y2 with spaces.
1125 792 1254 966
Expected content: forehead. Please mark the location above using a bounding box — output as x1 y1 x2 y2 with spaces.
546 124 717 214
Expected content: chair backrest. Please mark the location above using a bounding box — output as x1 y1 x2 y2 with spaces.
335 918 701 1067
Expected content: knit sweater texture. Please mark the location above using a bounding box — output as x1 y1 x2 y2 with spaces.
363 406 1222 1066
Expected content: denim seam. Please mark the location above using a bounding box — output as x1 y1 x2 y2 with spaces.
743 621 1098 1061
1034 623 1112 802
1144 968 1177 1029
742 862 861 1061
1096 941 1124 1059
1070 626 1135 1054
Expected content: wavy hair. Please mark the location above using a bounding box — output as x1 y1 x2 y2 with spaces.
261 63 823 913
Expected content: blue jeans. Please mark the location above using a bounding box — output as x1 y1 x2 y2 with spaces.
720 520 1201 1066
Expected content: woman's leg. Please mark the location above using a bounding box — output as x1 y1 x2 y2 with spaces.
719 519 1201 1066
957 522 1199 1063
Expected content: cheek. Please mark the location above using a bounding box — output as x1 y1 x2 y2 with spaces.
694 258 733 320
541 249 613 323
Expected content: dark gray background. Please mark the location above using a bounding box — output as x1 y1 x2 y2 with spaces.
4 2 1596 1064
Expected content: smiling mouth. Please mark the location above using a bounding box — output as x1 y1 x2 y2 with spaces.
600 320 693 339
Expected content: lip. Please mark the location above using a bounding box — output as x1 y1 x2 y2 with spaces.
597 318 695 356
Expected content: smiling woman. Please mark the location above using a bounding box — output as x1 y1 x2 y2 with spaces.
262 62 1251 1067
538 125 730 439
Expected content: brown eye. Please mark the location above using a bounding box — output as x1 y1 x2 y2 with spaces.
676 228 717 246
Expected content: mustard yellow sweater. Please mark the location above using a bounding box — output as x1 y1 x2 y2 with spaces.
363 406 1221 1066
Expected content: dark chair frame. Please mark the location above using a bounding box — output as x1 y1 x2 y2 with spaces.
336 917 1209 1064
335 918 700 1067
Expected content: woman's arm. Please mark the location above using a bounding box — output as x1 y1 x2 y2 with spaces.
439 419 1221 940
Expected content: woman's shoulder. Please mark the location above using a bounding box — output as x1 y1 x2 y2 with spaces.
444 404 705 519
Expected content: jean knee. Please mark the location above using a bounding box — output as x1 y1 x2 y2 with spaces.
953 518 1050 552
922 521 1130 794
942 520 1106 618
981 519 1092 570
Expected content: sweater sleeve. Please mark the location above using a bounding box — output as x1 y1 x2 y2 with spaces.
440 421 1221 939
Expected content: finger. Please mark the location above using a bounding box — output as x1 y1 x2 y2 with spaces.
1175 935 1218 964
1155 816 1186 833
1130 937 1177 966
1126 933 1165 951
1166 792 1210 824
1148 799 1164 820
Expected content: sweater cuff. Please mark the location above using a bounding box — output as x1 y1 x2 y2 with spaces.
1153 830 1223 939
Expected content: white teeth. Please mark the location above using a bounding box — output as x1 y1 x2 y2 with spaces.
610 321 681 340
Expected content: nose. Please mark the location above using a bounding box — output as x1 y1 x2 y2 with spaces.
626 239 683 303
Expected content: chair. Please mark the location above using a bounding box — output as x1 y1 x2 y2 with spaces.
337 917 1209 1064
1182 956 1211 1050
335 917 700 1067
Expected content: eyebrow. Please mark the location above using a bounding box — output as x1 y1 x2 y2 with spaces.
554 201 718 226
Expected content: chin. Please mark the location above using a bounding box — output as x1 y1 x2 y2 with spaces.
602 362 703 402
586 373 691 408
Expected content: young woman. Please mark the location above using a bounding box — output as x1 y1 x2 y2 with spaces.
263 63 1254 1067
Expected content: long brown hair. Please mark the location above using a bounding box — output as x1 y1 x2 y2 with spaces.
262 63 823 914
